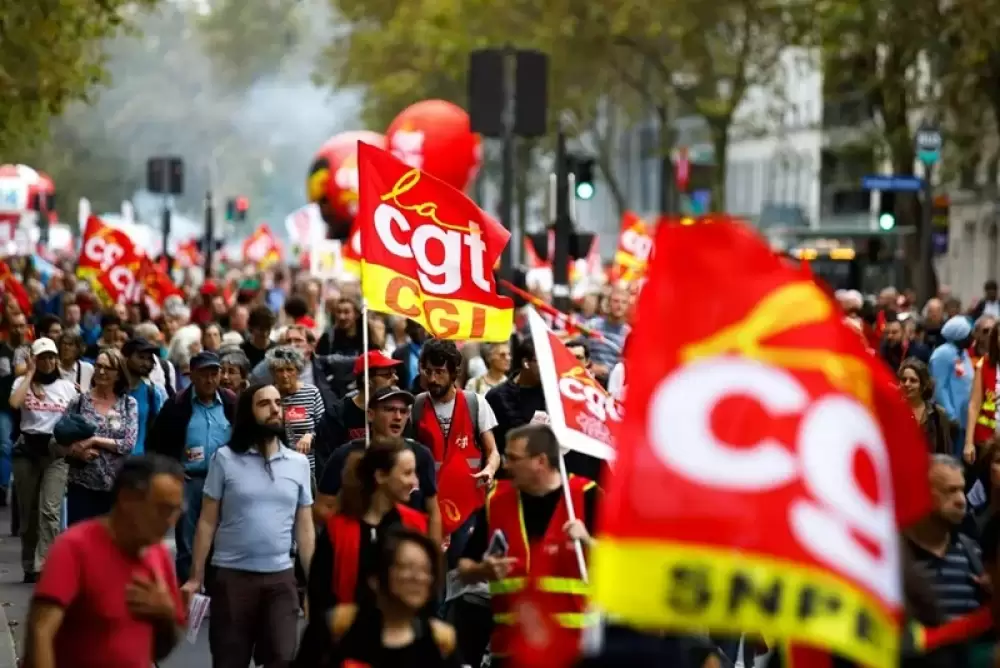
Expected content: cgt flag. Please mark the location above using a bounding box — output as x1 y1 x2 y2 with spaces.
77 215 143 306
590 217 931 668
355 142 513 342
527 308 618 462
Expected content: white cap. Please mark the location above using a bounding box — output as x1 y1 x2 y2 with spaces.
31 338 58 357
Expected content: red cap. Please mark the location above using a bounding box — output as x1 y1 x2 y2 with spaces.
353 350 402 375
200 280 218 296
296 315 317 329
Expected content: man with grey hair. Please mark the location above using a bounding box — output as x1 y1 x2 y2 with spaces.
906 454 986 622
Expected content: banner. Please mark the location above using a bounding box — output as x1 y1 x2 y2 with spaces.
611 212 654 283
242 223 282 269
0 260 32 315
137 256 183 310
77 215 143 306
356 142 513 342
590 217 931 668
527 308 618 461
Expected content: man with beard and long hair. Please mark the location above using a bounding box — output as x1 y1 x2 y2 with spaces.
182 383 315 668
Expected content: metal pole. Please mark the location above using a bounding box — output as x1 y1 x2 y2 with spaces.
161 199 172 274
552 124 572 312
160 158 172 273
498 47 516 279
658 104 676 216
919 169 934 305
204 190 214 278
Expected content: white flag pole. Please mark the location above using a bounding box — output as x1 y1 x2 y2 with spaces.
558 449 589 584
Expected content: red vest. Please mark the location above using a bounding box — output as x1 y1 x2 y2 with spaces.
415 391 481 474
326 505 428 602
975 357 998 444
486 477 594 657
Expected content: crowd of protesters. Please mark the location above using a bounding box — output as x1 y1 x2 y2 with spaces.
3 255 1000 667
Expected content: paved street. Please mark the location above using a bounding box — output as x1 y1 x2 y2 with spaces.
0 505 212 667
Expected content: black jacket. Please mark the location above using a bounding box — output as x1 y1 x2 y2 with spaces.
146 386 238 462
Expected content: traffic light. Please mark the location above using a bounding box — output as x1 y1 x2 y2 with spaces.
572 157 595 200
226 196 250 222
878 191 896 231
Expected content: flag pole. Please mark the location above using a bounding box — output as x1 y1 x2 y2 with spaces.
558 449 589 584
362 298 371 448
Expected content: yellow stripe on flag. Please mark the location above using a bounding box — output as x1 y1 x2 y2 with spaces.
591 538 898 668
361 261 513 342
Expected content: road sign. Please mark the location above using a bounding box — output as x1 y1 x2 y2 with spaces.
861 175 924 192
915 124 942 165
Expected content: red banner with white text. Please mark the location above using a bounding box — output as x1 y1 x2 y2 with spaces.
591 216 931 668
355 142 513 341
77 216 143 306
527 308 618 461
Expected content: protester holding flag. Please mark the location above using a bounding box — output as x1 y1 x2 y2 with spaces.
458 423 599 668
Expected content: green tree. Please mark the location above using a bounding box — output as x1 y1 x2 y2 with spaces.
0 0 158 155
516 0 797 210
319 0 628 212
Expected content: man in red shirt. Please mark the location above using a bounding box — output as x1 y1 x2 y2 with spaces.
23 455 187 668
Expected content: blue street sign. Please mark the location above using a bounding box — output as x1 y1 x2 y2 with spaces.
861 175 924 192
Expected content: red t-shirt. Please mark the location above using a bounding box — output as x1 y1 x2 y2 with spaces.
33 519 186 668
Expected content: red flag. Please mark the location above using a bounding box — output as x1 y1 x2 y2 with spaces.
526 309 619 462
436 449 485 536
355 141 513 341
0 260 31 316
591 216 930 668
77 215 143 306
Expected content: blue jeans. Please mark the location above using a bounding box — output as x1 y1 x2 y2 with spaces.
0 410 13 489
175 475 205 584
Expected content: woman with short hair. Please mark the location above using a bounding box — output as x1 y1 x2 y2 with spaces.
266 346 323 472
219 349 251 394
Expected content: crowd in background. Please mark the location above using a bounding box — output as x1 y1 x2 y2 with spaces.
6 254 1000 667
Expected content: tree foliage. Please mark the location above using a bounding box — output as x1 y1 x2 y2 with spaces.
0 0 158 155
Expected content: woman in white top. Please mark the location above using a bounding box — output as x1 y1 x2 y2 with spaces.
9 338 79 582
57 330 94 392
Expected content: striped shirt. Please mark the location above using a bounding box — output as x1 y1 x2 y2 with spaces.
281 383 325 471
585 317 630 369
909 533 984 620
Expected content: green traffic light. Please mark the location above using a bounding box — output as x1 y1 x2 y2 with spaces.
576 182 595 200
878 213 895 230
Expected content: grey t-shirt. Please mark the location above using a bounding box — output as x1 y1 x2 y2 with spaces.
432 392 499 440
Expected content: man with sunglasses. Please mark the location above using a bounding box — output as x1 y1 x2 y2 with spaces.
313 386 441 543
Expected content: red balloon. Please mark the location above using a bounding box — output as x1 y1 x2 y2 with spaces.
385 100 482 192
307 131 385 237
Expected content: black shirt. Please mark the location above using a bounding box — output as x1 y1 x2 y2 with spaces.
318 438 438 513
485 379 546 458
335 605 462 668
241 340 273 369
299 508 419 667
461 483 600 561
316 396 369 455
